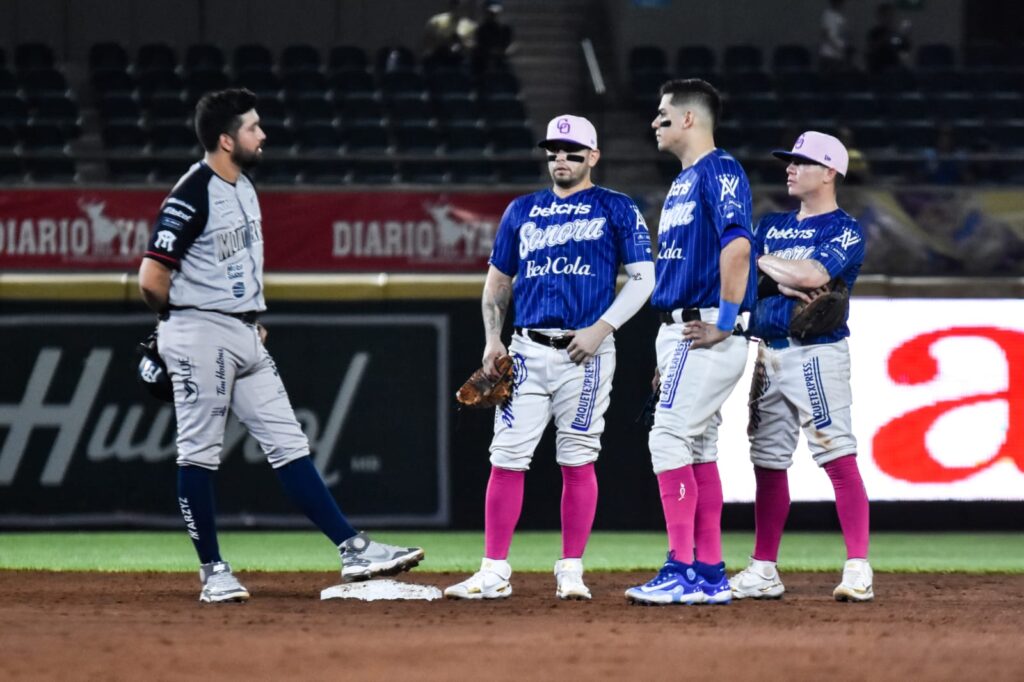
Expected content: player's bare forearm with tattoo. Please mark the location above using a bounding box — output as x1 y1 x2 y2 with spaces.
757 254 830 290
481 265 513 378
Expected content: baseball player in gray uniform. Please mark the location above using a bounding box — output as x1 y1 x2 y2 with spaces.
138 89 423 603
729 131 872 602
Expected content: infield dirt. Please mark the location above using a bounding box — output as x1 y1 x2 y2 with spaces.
1 571 1022 681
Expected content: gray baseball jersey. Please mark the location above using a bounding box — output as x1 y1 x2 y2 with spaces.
144 161 266 313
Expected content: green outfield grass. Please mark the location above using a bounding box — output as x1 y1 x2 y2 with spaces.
1 531 1022 573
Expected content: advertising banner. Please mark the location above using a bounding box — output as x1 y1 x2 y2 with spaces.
717 298 1024 501
0 313 450 526
0 188 514 272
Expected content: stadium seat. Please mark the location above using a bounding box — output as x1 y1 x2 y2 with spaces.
375 46 417 73
255 97 286 125
17 69 68 96
723 45 762 73
916 44 956 71
186 69 230 99
254 158 303 184
30 94 81 135
628 46 667 74
893 122 938 152
235 70 282 98
930 93 984 122
721 71 773 96
871 69 918 95
345 122 390 152
497 160 542 183
144 91 190 124
25 157 76 182
92 70 136 96
772 45 812 73
107 159 153 183
393 122 442 153
489 123 533 155
387 97 434 126
149 124 199 153
988 123 1024 150
14 43 55 71
985 92 1024 121
339 96 386 126
963 43 1007 70
90 43 129 72
301 159 349 184
437 98 481 126
136 43 177 74
884 94 930 121
918 70 972 93
103 123 147 150
445 123 488 155
400 160 449 184
0 155 23 181
0 125 18 149
380 71 427 100
837 94 883 123
774 71 821 96
349 160 396 184
479 71 521 101
282 70 328 96
428 69 476 100
294 123 345 152
630 70 670 107
676 46 715 75
185 44 225 72
136 71 185 102
233 44 274 73
0 94 28 125
287 95 335 126
482 98 528 127
329 69 376 98
281 44 321 74
452 160 495 183
329 46 369 72
19 123 67 151
852 122 893 150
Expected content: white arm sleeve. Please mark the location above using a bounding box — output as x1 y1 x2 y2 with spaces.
599 260 655 330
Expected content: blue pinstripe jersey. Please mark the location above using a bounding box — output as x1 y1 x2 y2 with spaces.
748 208 865 343
651 148 757 311
489 185 653 330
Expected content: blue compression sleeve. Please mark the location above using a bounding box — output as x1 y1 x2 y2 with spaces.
717 299 740 332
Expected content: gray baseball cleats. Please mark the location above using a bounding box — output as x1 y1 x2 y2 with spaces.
338 532 425 582
199 560 250 603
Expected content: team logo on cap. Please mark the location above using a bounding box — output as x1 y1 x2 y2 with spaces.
558 118 571 133
794 134 805 149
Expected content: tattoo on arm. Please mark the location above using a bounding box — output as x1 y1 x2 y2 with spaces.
483 280 512 336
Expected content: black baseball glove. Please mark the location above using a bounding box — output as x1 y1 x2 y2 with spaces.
789 278 850 340
136 330 173 402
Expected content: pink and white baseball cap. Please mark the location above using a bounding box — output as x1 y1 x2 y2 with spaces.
772 130 849 176
538 114 598 150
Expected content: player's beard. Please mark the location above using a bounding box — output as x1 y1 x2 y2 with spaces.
551 165 588 190
231 145 262 170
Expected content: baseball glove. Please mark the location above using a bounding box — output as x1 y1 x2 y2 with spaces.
789 278 849 340
136 330 173 402
456 354 514 408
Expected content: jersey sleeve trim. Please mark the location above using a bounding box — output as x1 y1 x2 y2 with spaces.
143 251 179 267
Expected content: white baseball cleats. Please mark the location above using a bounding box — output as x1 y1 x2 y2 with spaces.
444 558 513 599
729 558 785 600
199 560 250 604
554 558 591 600
833 558 874 602
338 532 425 582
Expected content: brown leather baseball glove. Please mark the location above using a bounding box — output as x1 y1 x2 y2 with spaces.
789 277 849 340
456 354 514 408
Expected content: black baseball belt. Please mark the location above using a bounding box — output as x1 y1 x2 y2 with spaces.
514 327 572 350
165 305 261 325
657 308 746 336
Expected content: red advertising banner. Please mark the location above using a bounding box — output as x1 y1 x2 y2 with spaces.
0 188 517 272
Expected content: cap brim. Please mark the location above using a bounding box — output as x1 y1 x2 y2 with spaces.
538 138 593 150
772 149 815 163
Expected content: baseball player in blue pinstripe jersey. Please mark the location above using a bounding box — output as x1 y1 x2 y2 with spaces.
445 115 654 601
626 79 757 606
729 131 873 602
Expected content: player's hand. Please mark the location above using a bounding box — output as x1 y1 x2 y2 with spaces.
651 368 661 393
256 322 268 345
778 283 813 303
566 320 614 365
683 320 731 349
482 339 508 380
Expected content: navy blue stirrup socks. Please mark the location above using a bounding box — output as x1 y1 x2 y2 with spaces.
274 456 357 546
177 465 222 564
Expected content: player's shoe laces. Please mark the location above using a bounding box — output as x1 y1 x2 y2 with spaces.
624 552 706 605
338 532 425 582
444 558 513 600
729 557 785 600
554 558 591 600
833 558 874 602
199 561 250 604
693 560 732 604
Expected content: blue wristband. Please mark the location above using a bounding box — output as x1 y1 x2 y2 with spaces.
716 299 740 332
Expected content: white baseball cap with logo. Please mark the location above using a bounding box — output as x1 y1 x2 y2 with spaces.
772 130 849 176
538 114 598 150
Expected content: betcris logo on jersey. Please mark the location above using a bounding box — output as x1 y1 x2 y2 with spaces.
766 226 816 240
527 202 592 218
